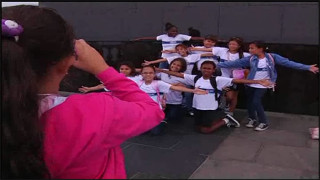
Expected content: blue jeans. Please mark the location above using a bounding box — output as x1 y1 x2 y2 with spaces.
245 86 268 124
159 61 169 69
165 104 183 123
182 85 194 112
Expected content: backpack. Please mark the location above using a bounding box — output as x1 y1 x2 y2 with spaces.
138 80 167 110
193 75 222 104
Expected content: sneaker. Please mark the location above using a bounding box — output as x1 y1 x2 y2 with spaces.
254 123 269 131
246 118 257 128
224 114 240 128
225 111 234 116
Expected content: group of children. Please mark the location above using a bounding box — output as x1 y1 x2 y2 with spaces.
3 5 319 179
82 22 319 134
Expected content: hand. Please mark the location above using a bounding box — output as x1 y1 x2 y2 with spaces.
73 39 109 75
188 45 195 52
193 87 209 95
141 60 151 66
309 64 319 74
259 79 275 87
78 86 92 93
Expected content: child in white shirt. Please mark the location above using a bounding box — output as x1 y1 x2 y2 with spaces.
134 22 204 69
156 61 273 134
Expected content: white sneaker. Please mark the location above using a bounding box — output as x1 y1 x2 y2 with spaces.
225 114 240 128
254 123 269 131
246 118 257 128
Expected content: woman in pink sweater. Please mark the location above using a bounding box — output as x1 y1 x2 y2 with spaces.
2 5 164 179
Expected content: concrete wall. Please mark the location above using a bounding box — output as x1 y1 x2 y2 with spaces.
40 2 318 45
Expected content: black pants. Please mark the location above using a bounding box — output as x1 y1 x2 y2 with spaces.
194 108 226 127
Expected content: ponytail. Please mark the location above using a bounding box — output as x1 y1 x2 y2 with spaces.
2 39 48 178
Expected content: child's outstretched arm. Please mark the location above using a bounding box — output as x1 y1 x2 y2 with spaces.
232 79 274 87
190 37 205 41
142 58 167 66
78 83 105 93
162 49 177 54
189 47 212 52
155 68 185 78
271 53 319 73
132 37 157 41
200 52 214 57
170 85 208 95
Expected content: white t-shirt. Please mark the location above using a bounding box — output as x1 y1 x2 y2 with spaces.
184 74 233 110
212 47 251 78
248 57 270 89
137 80 172 109
192 46 219 70
157 71 187 104
156 34 192 58
167 54 201 74
127 74 143 82
103 75 143 91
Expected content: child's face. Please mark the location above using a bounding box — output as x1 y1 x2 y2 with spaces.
141 67 156 82
228 40 240 52
119 65 132 76
249 44 263 55
170 60 183 72
176 46 188 56
200 63 215 77
203 39 215 48
167 27 178 37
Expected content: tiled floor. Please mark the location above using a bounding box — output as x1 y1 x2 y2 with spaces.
122 109 319 179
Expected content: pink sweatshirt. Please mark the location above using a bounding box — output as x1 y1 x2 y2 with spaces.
41 67 164 179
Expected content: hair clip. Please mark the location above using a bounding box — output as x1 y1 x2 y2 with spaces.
2 19 24 42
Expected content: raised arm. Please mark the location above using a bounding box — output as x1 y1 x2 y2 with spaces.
190 37 205 41
189 47 212 52
170 85 208 95
232 78 274 87
142 58 167 66
200 53 214 57
132 37 157 41
272 53 319 73
78 84 105 93
155 68 185 78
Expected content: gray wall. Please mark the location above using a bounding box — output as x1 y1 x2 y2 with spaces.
40 2 318 44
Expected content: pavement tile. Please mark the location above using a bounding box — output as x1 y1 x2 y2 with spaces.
209 136 262 162
189 159 303 179
126 130 183 149
256 144 319 172
171 131 229 156
268 115 318 133
130 172 169 179
229 128 310 147
123 144 207 179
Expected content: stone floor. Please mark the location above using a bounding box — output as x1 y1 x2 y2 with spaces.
122 109 319 179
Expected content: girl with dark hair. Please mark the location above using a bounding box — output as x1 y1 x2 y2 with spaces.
2 5 165 179
217 40 319 131
136 65 208 135
157 58 188 124
78 61 142 93
134 22 204 69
